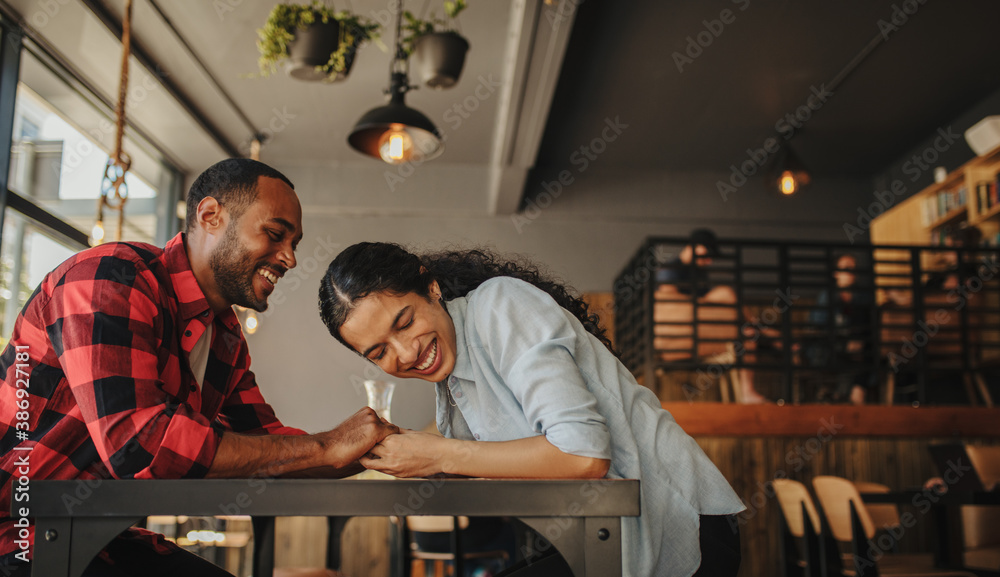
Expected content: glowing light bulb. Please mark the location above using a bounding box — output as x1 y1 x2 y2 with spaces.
377 125 413 164
388 134 404 158
91 221 106 245
244 311 259 334
779 171 797 195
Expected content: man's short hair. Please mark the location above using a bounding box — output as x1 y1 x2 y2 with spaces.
185 158 294 231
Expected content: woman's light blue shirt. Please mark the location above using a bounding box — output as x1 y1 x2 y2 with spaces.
435 277 745 577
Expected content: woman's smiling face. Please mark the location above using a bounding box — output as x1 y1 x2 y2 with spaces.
339 281 458 382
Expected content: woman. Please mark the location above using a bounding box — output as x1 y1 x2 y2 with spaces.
318 243 745 577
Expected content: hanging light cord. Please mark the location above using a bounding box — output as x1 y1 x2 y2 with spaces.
95 0 133 243
390 0 407 78
112 0 131 168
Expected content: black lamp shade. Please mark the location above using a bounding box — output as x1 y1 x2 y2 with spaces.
348 101 444 163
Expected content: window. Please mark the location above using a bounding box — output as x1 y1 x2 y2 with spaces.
0 30 183 340
10 46 172 244
0 208 77 345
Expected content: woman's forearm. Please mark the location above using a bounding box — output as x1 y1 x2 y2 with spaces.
439 435 609 479
362 430 610 479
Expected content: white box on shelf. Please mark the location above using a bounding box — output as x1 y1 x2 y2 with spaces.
965 116 1000 156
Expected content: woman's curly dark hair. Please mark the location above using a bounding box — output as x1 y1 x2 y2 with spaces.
318 242 615 355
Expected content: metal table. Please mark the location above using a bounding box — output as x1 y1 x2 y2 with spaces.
25 478 640 577
861 490 1000 569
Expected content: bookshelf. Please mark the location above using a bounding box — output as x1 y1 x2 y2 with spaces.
870 144 1000 297
872 143 1000 247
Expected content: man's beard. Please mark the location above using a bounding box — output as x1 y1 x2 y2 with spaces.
210 224 268 312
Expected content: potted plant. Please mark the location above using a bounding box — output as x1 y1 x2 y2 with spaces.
401 0 469 89
257 2 380 82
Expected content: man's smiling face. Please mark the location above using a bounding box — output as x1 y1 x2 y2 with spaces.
210 176 303 311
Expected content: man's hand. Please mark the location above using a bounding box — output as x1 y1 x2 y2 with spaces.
316 407 400 470
208 406 399 479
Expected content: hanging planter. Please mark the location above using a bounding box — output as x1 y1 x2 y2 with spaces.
284 18 341 81
401 0 470 90
256 2 379 83
411 31 469 89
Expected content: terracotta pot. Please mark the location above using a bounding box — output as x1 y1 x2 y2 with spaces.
285 19 341 81
411 31 470 89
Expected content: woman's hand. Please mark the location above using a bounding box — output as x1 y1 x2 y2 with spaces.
360 430 449 478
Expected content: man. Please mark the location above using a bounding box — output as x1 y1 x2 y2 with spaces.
0 159 396 576
655 229 767 403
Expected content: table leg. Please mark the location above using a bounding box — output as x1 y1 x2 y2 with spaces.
325 516 350 570
450 516 464 577
932 504 964 568
30 517 70 577
32 516 140 577
517 518 584 576
251 516 275 577
583 517 621 577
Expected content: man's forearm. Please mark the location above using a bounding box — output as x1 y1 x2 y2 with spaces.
207 432 328 478
285 462 367 479
206 406 400 479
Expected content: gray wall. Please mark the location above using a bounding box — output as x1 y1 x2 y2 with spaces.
247 165 875 433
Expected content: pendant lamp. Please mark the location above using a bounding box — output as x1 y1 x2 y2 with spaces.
348 4 443 164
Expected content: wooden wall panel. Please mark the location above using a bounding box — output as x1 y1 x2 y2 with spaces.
696 437 999 577
273 516 391 577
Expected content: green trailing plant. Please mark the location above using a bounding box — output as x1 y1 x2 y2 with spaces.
400 0 467 56
256 2 380 81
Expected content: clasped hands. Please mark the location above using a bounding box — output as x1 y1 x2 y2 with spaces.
360 428 448 478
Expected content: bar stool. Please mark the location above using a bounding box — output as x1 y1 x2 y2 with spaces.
405 516 510 577
811 476 976 577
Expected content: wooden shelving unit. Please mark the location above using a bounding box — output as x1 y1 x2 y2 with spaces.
872 144 1000 247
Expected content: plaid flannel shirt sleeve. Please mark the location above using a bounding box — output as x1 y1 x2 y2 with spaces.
48 253 223 479
218 362 306 436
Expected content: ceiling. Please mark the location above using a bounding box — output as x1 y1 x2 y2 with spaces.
535 0 1000 178
5 0 1000 215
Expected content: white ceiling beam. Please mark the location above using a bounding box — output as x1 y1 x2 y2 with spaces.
486 0 579 215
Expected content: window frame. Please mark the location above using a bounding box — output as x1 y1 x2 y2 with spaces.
0 15 183 255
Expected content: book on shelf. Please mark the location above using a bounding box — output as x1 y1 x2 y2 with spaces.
976 179 1000 214
920 196 933 226
923 186 968 224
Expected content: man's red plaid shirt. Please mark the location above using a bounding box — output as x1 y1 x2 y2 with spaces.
0 233 304 562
